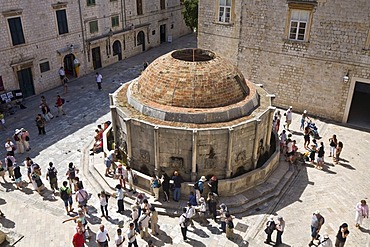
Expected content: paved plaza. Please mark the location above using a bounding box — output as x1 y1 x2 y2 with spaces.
0 33 370 247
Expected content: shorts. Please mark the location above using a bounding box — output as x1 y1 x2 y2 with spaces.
104 159 111 168
286 120 292 125
304 135 310 142
15 177 22 183
311 226 318 238
78 200 87 207
287 151 294 157
317 157 323 162
63 197 73 207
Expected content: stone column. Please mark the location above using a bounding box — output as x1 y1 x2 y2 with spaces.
124 118 132 161
252 119 261 169
109 94 118 146
154 126 160 176
226 127 233 178
191 130 198 182
265 106 276 151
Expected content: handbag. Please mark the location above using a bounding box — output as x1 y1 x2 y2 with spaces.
25 136 30 141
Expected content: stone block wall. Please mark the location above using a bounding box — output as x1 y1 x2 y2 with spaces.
198 0 370 122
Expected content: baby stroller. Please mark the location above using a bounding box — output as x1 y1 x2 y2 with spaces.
307 120 319 139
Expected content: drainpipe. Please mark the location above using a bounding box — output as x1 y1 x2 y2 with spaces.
191 130 198 182
77 0 87 71
226 127 233 178
121 0 127 29
154 126 160 176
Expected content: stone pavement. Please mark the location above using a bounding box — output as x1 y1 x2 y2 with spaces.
0 32 369 247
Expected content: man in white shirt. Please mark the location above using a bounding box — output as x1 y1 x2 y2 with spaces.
186 202 196 227
138 209 150 238
127 223 138 247
96 224 110 247
114 228 125 247
179 207 188 241
58 67 65 80
96 72 103 90
284 106 293 131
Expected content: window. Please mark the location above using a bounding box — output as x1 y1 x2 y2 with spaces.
56 10 69 35
8 17 25 46
87 0 96 6
39 61 50 73
137 0 143 15
289 10 309 41
218 0 231 23
160 0 165 10
111 16 119 28
89 21 98 33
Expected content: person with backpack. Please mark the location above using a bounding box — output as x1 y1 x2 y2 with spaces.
185 202 196 228
35 114 46 135
31 165 44 194
60 181 73 215
179 207 189 242
150 174 161 202
46 162 59 192
5 152 15 181
264 215 276 244
4 138 15 156
194 176 207 204
55 95 66 117
309 210 325 246
66 162 79 190
76 186 89 214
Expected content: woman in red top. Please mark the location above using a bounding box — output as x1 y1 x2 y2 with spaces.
55 95 66 117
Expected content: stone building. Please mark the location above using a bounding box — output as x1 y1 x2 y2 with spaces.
198 0 370 125
0 0 189 98
110 48 274 182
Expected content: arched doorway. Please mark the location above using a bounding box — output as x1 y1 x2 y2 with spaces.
137 31 145 52
63 53 76 77
112 40 122 61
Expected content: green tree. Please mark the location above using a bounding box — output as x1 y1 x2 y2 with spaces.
182 0 198 32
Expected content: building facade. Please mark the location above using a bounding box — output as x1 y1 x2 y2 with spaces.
198 0 370 123
0 0 189 98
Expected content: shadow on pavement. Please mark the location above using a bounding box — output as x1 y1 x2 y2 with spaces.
0 215 15 228
153 227 173 246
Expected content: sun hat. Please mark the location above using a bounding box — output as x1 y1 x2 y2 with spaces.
199 176 207 182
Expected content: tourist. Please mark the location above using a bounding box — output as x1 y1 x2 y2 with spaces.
115 184 125 213
20 128 31 151
23 157 32 183
72 229 85 247
161 173 170 202
143 61 149 70
5 152 15 181
335 223 349 247
355 200 369 228
55 95 66 117
195 176 206 204
188 191 197 206
126 166 137 194
309 210 325 246
172 171 182 202
31 164 44 193
131 205 139 233
98 190 110 218
138 208 150 238
279 130 287 153
207 175 218 195
150 206 159 235
318 234 333 247
316 142 325 169
329 134 338 157
66 162 79 190
96 224 110 247
283 106 293 131
286 138 294 164
115 164 126 189
264 215 276 244
304 126 311 149
141 199 152 212
0 112 5 130
35 114 46 135
150 174 161 201
13 129 24 154
13 163 22 190
300 110 310 131
334 141 343 165
195 197 207 225
76 186 89 214
179 207 188 241
60 181 73 215
46 162 59 192
40 96 54 120
115 228 125 247
309 139 318 165
225 212 234 240
63 76 69 93
96 72 103 90
207 192 218 221
218 203 229 233
127 222 138 247
185 202 196 228
58 67 65 80
4 138 15 156
0 161 5 182
275 216 285 247
104 150 115 177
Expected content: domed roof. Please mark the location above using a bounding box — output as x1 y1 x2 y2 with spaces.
137 49 250 108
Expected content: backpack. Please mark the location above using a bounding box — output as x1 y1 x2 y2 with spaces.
317 215 325 225
193 182 199 190
182 214 191 227
61 98 65 104
60 187 69 200
48 167 57 179
7 157 13 167
68 167 75 179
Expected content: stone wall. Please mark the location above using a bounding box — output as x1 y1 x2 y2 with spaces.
198 0 370 122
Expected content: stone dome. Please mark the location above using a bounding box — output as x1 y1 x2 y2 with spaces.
138 48 250 108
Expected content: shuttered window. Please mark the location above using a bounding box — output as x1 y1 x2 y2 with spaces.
8 17 25 46
56 10 69 35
